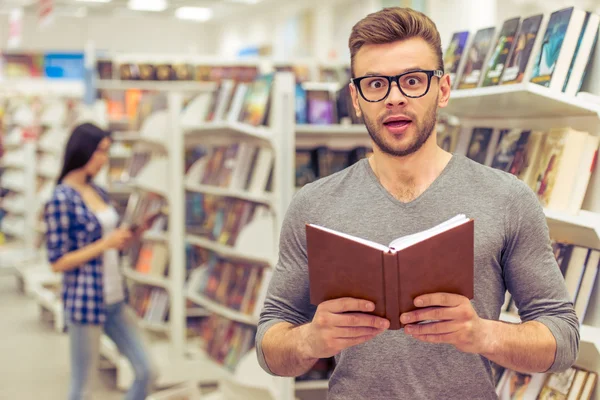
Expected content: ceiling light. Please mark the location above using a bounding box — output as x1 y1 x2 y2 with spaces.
128 0 167 12
175 6 212 22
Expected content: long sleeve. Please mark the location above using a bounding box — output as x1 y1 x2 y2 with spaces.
44 190 74 264
502 179 580 372
255 188 317 374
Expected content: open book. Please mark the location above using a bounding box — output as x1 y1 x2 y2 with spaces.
306 214 474 330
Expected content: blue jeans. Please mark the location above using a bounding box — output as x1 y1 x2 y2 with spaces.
68 302 157 400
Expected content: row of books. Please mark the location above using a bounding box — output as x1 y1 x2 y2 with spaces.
495 366 596 400
98 61 260 83
193 258 271 316
196 315 256 371
504 242 599 323
185 193 261 247
133 242 169 277
296 145 372 188
129 284 169 325
438 123 599 214
122 191 167 230
295 84 362 125
445 6 599 95
186 143 274 194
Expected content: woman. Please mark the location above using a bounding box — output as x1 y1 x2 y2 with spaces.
44 123 156 400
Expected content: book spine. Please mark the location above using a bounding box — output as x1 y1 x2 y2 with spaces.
383 251 400 330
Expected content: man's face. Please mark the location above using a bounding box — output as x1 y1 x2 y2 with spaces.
350 38 450 157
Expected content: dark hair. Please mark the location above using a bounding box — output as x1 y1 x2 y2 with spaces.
57 123 111 184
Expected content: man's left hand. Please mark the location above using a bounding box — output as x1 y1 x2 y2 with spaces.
400 293 491 354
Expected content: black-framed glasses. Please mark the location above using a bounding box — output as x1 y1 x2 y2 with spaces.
351 69 444 102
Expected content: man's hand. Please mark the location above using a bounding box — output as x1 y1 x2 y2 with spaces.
297 298 390 360
400 293 490 354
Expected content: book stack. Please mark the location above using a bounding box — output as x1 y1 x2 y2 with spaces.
296 146 372 188
197 314 256 371
503 242 599 323
129 284 170 325
496 366 597 400
186 143 274 194
185 192 262 247
439 124 600 215
194 257 272 317
444 6 600 96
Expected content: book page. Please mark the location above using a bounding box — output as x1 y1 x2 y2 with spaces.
388 214 469 251
307 224 389 252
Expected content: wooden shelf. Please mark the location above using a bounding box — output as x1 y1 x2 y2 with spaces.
445 83 600 120
184 122 273 146
187 291 258 326
122 267 169 290
186 234 275 267
97 80 217 92
543 209 600 250
185 182 274 206
295 380 329 391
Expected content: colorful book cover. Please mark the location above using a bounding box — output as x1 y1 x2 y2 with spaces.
531 130 566 206
458 27 496 89
436 120 462 153
239 74 274 127
530 7 574 87
466 127 494 164
482 18 521 86
307 90 336 125
501 14 544 84
443 31 470 87
295 83 308 124
491 129 531 174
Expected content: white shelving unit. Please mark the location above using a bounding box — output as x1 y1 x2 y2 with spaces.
444 78 600 400
182 72 297 400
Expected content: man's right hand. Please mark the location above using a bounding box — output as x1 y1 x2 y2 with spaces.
297 297 390 360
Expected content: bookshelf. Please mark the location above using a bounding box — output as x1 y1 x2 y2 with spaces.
181 72 296 400
442 44 600 397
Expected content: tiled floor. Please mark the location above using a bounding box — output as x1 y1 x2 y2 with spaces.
0 275 123 400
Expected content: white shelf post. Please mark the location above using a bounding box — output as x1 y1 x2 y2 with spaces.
22 140 38 251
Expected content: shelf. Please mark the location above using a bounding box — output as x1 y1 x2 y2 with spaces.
111 131 140 141
187 307 211 318
445 83 600 120
296 124 367 136
128 179 167 198
185 182 274 206
184 122 273 146
295 380 329 391
138 318 170 335
122 267 169 290
97 80 216 92
187 291 258 326
543 209 600 250
186 234 275 267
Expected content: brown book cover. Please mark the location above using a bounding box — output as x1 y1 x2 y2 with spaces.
306 215 474 330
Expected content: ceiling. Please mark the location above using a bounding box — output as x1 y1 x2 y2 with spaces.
0 0 274 20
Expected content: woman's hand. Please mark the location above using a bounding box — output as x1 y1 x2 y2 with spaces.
103 228 134 250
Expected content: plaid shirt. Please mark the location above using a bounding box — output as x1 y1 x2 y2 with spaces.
44 184 112 325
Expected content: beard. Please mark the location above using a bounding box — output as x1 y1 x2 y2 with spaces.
362 98 438 157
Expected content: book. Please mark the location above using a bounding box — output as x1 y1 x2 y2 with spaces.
443 31 470 89
306 214 474 330
579 372 597 400
466 127 495 164
573 250 599 321
482 17 521 87
563 12 600 96
500 14 545 85
458 27 497 89
239 75 273 127
496 370 545 399
530 7 587 91
490 129 531 173
537 368 577 399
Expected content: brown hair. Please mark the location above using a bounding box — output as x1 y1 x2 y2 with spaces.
349 7 443 77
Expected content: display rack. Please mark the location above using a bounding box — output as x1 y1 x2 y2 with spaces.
444 67 600 399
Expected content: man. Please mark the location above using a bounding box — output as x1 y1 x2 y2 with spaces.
256 7 579 399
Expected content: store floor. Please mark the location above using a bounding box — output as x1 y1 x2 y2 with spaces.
0 275 123 400
0 276 326 400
